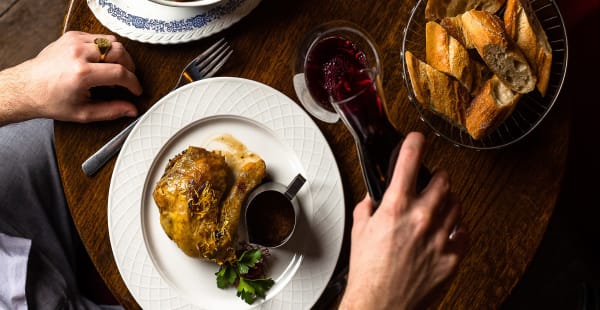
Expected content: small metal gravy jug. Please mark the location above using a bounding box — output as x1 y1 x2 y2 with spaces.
243 174 306 248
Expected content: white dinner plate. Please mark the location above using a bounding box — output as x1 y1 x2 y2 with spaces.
87 0 262 44
108 77 345 309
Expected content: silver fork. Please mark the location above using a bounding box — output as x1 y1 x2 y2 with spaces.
81 39 233 176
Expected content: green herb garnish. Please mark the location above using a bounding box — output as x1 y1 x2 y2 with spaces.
215 248 274 304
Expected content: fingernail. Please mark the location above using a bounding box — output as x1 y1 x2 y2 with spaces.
126 110 137 117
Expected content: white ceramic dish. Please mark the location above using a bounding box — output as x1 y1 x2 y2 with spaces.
87 0 261 44
148 0 223 7
108 77 345 309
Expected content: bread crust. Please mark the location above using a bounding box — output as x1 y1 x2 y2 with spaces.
426 21 474 91
440 16 474 48
425 0 506 21
466 75 522 139
504 0 552 96
405 50 430 106
460 9 536 94
408 0 553 140
405 51 471 127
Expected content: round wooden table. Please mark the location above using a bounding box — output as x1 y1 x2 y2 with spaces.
55 0 571 308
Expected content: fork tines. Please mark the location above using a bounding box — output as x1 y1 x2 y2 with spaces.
196 38 233 79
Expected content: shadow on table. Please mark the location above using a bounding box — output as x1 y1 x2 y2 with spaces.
502 1 600 309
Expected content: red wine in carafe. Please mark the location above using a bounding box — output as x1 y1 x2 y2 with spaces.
305 36 368 112
305 35 430 205
334 75 405 203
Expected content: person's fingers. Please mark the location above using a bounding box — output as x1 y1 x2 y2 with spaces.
84 63 143 96
61 31 112 43
354 194 374 222
40 35 98 65
51 33 124 67
446 226 469 255
432 252 461 285
388 132 426 197
432 222 466 285
94 41 136 71
69 100 138 123
69 32 134 70
352 194 374 236
437 197 469 255
433 196 460 247
419 170 450 213
376 132 425 215
75 32 117 44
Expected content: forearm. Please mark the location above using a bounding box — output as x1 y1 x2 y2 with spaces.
0 63 37 126
339 293 375 310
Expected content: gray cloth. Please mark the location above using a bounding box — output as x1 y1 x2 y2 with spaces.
0 232 31 309
0 119 103 310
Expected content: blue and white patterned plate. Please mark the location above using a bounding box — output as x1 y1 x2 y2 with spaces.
87 0 262 44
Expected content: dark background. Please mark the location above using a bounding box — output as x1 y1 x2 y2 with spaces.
502 0 600 308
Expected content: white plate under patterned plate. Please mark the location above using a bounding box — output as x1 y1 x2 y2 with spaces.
87 0 262 44
108 77 345 309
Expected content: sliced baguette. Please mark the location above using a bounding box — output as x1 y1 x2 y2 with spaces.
425 0 506 21
466 75 522 139
440 16 475 48
426 21 474 91
405 50 471 127
504 0 552 96
471 58 494 95
426 21 491 95
460 9 537 94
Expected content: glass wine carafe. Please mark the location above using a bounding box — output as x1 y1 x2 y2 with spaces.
294 20 430 206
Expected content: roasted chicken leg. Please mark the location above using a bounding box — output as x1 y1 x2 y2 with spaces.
153 143 265 265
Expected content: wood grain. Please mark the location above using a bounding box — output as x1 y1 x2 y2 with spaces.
56 0 571 308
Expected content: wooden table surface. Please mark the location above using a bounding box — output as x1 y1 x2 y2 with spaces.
55 0 571 308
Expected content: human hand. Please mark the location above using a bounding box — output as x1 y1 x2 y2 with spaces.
0 31 142 124
339 132 468 310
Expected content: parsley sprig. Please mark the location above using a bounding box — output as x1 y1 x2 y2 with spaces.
215 248 274 304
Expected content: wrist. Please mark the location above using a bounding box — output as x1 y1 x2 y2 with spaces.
339 287 379 310
339 279 410 310
0 63 36 125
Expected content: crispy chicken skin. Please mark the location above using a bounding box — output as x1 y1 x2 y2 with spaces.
153 145 266 265
153 147 229 261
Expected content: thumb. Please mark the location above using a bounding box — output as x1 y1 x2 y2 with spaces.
353 194 374 229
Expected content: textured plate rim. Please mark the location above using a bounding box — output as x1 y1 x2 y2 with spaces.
107 77 345 309
87 0 262 44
